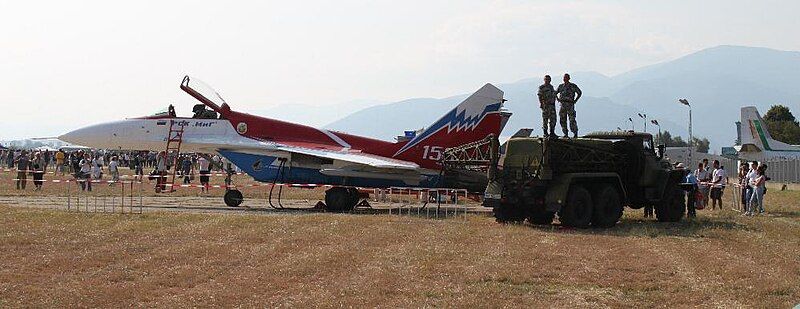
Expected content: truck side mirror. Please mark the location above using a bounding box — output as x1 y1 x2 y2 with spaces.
657 144 666 160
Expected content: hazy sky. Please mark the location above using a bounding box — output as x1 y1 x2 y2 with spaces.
2 0 799 140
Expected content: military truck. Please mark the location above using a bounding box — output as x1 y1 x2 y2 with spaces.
482 131 686 228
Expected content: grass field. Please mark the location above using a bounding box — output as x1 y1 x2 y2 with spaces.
1 169 799 307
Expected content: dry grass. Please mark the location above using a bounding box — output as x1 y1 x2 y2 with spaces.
0 185 799 307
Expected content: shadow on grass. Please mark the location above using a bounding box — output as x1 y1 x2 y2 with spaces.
523 216 753 238
768 210 800 219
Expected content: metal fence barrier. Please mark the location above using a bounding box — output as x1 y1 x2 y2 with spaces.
372 187 472 220
65 180 143 214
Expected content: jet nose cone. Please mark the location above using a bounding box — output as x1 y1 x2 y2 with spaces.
58 123 111 148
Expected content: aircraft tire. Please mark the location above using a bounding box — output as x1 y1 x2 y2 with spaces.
325 187 356 212
224 189 244 207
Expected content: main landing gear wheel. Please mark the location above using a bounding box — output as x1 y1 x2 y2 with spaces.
224 189 244 207
325 187 358 212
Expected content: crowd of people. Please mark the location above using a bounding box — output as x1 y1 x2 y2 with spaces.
0 148 232 193
738 161 769 216
677 158 769 218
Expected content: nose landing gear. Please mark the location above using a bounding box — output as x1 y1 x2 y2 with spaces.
224 189 244 207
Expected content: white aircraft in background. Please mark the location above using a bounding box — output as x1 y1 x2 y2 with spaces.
736 106 800 160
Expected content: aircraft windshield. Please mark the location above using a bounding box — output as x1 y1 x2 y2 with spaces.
151 107 169 116
180 76 228 111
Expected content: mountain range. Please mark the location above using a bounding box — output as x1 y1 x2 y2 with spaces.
323 45 800 152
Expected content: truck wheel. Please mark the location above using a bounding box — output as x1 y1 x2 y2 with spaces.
655 189 685 222
494 203 526 223
559 185 593 228
591 185 623 228
527 209 555 225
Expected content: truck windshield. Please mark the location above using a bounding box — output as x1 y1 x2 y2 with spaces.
643 139 654 151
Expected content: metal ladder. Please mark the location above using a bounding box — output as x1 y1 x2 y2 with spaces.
162 120 185 193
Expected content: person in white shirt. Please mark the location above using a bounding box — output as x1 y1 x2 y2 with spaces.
108 156 120 185
198 156 211 192
746 165 768 216
78 153 93 191
694 162 710 209
745 161 758 213
91 155 103 180
710 160 726 210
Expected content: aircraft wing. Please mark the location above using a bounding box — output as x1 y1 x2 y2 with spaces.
181 135 420 171
271 145 420 170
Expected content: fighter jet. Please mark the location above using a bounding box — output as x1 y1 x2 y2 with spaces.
736 106 800 160
60 76 511 210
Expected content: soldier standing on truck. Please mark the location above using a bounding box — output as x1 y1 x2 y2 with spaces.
556 73 582 138
537 75 557 138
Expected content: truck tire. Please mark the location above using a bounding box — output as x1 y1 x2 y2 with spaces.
655 188 685 222
559 185 593 228
527 209 555 225
494 202 526 223
591 185 623 228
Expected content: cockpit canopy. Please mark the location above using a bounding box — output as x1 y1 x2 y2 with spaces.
140 76 229 120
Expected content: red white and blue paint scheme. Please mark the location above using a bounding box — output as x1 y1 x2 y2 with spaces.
60 76 511 208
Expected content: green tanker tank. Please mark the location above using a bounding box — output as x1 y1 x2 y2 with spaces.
483 131 686 228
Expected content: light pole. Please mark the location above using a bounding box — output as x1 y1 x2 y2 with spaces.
638 113 647 133
651 119 661 144
679 99 692 165
628 117 634 131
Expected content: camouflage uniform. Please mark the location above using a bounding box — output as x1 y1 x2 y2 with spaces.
556 82 582 136
537 83 557 136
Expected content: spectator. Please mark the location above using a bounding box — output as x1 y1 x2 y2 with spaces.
55 149 66 176
694 162 710 210
683 163 698 218
91 154 103 180
133 153 144 181
43 150 51 172
710 160 726 210
15 151 30 190
109 156 120 186
737 162 749 212
155 151 167 192
70 152 81 175
6 149 14 169
757 164 768 214
198 155 210 192
78 153 92 191
747 165 767 216
31 152 45 191
181 155 192 184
